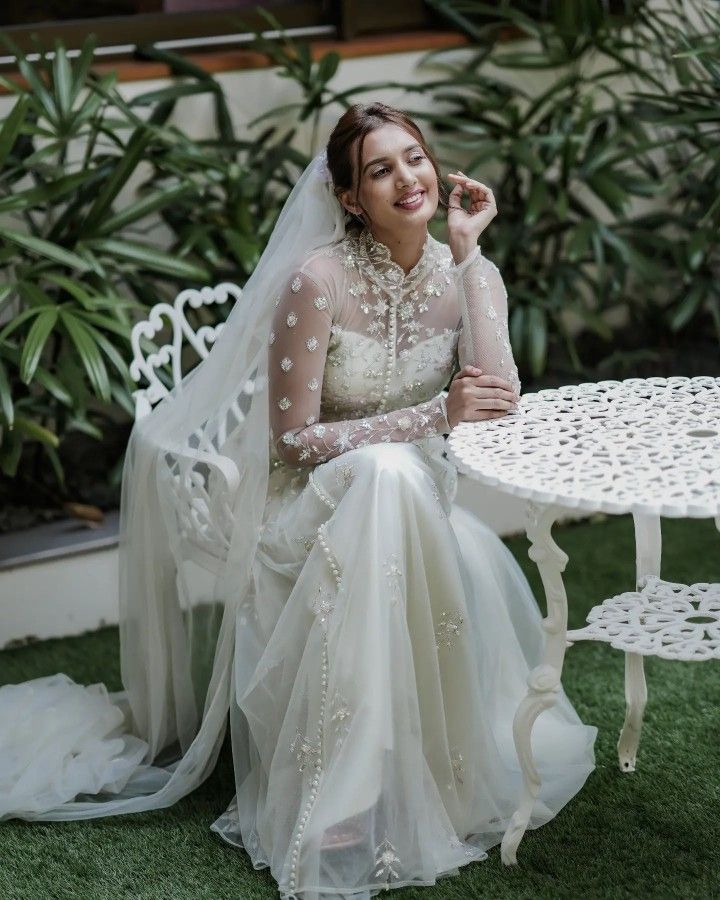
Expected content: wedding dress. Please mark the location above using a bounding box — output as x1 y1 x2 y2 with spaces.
0 157 595 900
209 227 595 898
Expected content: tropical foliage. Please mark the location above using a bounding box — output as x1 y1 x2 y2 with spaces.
0 0 717 506
414 0 718 377
0 37 308 491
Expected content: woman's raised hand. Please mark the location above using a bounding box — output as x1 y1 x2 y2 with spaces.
445 365 519 429
446 171 497 265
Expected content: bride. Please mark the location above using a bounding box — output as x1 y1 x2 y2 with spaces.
0 103 595 899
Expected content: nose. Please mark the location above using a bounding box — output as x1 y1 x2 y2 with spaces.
395 160 417 188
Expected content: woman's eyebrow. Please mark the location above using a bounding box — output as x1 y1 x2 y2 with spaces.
362 144 422 174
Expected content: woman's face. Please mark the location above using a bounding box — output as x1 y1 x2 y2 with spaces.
340 123 439 235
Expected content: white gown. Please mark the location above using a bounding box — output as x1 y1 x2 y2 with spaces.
0 227 596 900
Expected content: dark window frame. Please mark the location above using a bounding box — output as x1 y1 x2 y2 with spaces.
0 0 446 67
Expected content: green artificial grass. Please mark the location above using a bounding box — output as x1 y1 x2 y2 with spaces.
1 514 719 900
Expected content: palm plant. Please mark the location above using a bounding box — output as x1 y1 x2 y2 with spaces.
0 37 304 495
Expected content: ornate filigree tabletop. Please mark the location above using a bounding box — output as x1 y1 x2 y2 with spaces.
447 376 720 518
445 375 720 867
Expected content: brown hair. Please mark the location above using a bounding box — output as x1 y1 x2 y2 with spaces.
325 102 448 228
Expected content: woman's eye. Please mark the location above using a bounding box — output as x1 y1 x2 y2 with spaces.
372 167 389 178
410 155 425 163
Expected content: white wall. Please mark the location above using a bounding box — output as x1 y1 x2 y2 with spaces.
1 548 118 647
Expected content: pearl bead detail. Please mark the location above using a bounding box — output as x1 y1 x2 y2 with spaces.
376 293 398 413
286 522 341 895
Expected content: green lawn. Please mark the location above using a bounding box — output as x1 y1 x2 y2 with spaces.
1 514 718 900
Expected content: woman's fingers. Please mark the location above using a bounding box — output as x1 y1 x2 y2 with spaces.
474 397 517 411
469 387 518 404
447 180 465 211
447 172 494 209
460 384 517 410
455 370 518 396
476 374 517 393
452 365 482 381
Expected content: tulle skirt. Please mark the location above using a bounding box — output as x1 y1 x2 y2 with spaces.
211 436 596 899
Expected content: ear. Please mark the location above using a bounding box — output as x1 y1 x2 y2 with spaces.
338 188 362 217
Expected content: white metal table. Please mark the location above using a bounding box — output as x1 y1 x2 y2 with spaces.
446 376 720 865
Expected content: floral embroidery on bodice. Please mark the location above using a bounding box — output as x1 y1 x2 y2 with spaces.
316 228 461 420
322 329 460 419
267 226 520 467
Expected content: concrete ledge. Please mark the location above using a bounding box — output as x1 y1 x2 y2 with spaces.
0 511 120 571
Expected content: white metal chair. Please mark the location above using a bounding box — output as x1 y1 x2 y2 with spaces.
129 282 251 574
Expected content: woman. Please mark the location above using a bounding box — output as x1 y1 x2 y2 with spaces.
0 103 595 900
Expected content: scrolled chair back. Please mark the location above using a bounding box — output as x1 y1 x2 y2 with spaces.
128 282 247 574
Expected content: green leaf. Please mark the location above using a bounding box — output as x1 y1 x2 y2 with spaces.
0 346 72 406
86 238 210 280
17 282 54 309
43 273 95 309
317 53 340 85
554 191 569 221
526 306 548 378
566 221 594 262
0 283 15 310
98 184 196 235
130 82 218 107
525 179 548 225
222 228 259 271
511 139 543 174
66 414 103 440
14 413 59 448
74 311 131 342
43 443 65 487
493 51 563 69
0 430 23 477
509 306 525 359
78 319 131 383
53 41 72 116
70 37 98 105
3 39 58 124
0 306 50 342
82 128 154 232
670 284 704 332
586 172 628 215
20 308 58 384
687 232 707 271
0 359 14 427
0 227 90 272
598 225 630 263
110 382 135 418
0 170 95 214
60 310 111 401
0 94 29 169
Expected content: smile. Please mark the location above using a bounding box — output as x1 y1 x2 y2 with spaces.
394 190 425 210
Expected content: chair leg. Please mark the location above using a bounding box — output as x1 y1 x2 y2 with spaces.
617 513 662 773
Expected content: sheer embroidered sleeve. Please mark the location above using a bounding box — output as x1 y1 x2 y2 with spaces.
269 270 450 467
454 247 521 394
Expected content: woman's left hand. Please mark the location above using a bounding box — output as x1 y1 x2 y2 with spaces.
446 171 497 265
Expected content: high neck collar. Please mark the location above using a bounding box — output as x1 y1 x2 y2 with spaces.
359 227 431 286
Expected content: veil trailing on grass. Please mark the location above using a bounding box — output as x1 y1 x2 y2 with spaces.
0 153 348 820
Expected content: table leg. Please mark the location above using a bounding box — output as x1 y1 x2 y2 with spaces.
501 501 567 866
617 513 661 773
